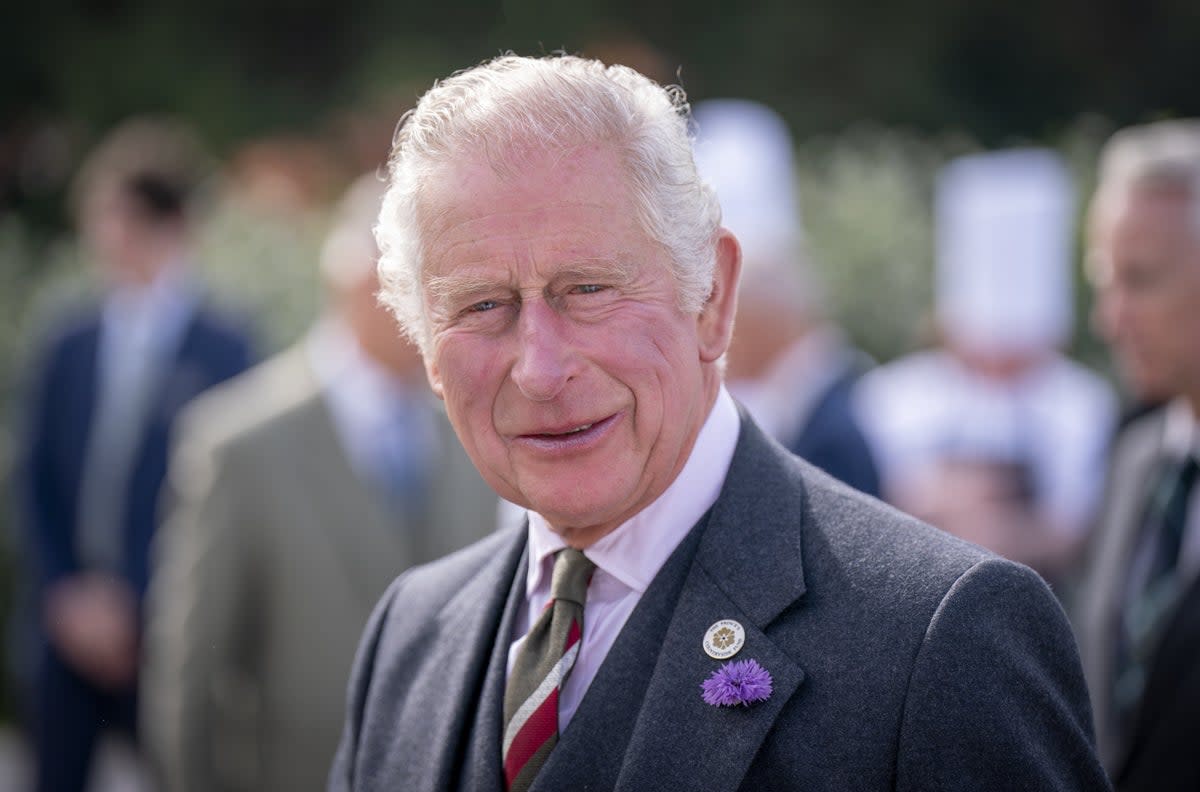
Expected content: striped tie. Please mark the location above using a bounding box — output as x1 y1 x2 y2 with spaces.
502 548 595 792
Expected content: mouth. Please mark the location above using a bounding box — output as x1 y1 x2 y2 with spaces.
529 421 596 439
516 412 620 451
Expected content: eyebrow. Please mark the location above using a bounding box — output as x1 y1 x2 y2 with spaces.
549 258 639 287
425 273 502 307
425 257 640 305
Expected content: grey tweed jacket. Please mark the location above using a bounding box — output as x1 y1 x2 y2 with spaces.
330 413 1110 791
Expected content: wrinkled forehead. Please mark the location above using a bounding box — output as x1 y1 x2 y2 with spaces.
414 142 639 245
1087 182 1200 281
1091 180 1200 238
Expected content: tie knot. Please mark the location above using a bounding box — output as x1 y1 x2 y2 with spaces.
550 548 595 606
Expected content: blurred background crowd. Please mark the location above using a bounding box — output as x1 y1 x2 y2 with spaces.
4 1 1200 790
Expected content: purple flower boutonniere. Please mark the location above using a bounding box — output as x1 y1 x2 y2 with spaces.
701 658 773 707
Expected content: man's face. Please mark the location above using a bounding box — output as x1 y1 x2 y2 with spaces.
419 143 736 546
1089 185 1200 402
80 182 141 280
343 268 424 379
79 180 172 286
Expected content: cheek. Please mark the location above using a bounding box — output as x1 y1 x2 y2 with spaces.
607 330 703 427
613 308 698 362
435 339 508 422
592 335 679 398
1170 304 1200 361
1123 294 1168 338
1153 297 1194 351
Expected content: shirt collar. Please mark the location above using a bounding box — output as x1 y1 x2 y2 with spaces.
307 317 431 432
100 261 197 353
1163 397 1200 460
524 385 741 599
104 257 190 310
309 319 405 402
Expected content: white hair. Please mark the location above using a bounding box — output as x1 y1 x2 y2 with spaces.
1093 119 1200 237
375 54 722 355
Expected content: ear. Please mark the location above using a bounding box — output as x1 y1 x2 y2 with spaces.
424 353 445 400
697 228 741 363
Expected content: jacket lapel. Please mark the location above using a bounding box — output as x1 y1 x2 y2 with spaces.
613 565 806 791
295 392 410 600
1124 571 1200 779
1083 411 1166 764
536 414 810 791
369 527 526 791
457 539 530 792
617 417 809 790
141 297 204 426
69 319 104 507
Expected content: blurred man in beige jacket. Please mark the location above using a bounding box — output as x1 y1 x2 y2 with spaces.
142 175 498 792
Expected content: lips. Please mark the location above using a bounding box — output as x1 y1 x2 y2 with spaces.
528 421 595 439
514 412 620 451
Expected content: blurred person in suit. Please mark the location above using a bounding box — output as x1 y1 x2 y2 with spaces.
1076 119 1200 791
856 149 1116 583
692 99 880 497
328 54 1108 791
13 117 256 792
142 173 498 792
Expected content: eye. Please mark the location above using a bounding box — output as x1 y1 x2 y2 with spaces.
468 299 499 312
571 284 606 295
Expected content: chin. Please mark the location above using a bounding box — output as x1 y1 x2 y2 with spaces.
1126 376 1172 405
527 490 621 532
529 499 606 528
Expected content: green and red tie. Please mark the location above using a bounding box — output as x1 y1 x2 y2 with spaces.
502 548 595 792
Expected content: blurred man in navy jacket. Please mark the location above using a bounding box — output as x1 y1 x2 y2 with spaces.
15 117 255 792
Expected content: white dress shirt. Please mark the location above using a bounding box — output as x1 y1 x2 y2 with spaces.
507 385 741 731
77 264 198 569
307 319 437 497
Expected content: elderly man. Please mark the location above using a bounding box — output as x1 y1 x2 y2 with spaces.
1076 120 1200 791
330 55 1108 792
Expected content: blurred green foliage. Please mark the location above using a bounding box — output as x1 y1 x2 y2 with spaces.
194 199 327 350
9 0 1200 142
797 125 949 361
6 0 1200 235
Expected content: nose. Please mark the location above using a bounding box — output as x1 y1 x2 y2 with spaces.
510 298 577 402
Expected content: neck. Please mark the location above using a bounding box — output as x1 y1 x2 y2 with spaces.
113 243 183 288
1186 393 1200 422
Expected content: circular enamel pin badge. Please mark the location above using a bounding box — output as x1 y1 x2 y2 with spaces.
702 619 746 660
